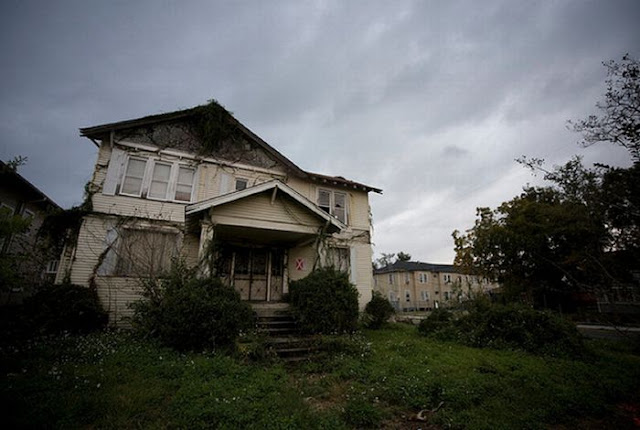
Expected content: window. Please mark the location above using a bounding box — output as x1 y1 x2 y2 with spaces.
421 290 429 301
328 247 350 273
388 273 394 285
121 158 147 196
235 178 248 191
444 291 451 301
405 290 411 302
405 272 410 284
443 274 452 283
45 260 59 274
115 229 178 277
22 209 35 219
419 273 428 283
120 156 196 202
317 188 348 223
148 161 172 199
175 167 195 201
389 291 396 302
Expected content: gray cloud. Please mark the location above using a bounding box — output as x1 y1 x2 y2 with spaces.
1 0 638 262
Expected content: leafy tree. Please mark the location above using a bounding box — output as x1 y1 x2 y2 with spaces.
454 56 640 310
396 251 412 261
569 54 640 160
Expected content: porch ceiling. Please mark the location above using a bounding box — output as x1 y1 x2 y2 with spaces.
213 224 316 247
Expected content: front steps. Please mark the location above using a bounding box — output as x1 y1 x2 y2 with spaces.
251 302 318 362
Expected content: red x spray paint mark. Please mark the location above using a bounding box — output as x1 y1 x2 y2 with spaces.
295 258 305 271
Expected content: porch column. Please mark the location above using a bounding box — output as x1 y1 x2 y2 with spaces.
198 220 215 276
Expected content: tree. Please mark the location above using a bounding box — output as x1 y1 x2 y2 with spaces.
396 251 412 262
569 54 640 161
454 56 640 310
453 172 608 309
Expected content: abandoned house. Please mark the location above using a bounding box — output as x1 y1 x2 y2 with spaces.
55 102 382 323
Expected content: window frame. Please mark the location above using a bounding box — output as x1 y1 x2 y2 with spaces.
119 156 197 203
317 188 348 224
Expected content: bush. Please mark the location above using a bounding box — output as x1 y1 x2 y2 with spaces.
24 283 108 334
363 292 395 329
130 262 255 351
418 304 585 357
288 267 359 334
417 308 454 336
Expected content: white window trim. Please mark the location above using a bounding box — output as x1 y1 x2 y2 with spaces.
119 155 197 203
317 187 349 225
119 156 148 198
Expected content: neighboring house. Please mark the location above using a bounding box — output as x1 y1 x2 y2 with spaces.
373 261 499 311
56 104 381 323
1 161 61 302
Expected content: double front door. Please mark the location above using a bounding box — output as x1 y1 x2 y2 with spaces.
220 247 284 301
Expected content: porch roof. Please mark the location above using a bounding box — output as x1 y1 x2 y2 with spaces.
185 180 347 232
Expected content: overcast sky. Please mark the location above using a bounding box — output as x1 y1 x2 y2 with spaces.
1 0 639 263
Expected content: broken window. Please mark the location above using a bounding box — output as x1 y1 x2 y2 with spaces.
317 188 348 223
328 246 350 273
119 156 195 202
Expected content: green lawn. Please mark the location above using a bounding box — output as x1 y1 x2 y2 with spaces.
2 324 639 429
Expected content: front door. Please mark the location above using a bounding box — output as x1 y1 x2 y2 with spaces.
220 247 285 302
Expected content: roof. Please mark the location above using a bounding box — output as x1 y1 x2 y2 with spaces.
80 104 382 194
185 179 346 233
374 260 459 274
0 161 61 211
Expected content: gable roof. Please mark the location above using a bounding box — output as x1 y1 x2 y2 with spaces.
80 105 382 194
185 179 347 232
0 161 61 211
374 261 458 274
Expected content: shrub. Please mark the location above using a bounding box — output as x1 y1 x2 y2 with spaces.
288 267 359 334
417 308 454 336
363 292 395 329
418 304 585 357
24 283 108 334
130 262 255 351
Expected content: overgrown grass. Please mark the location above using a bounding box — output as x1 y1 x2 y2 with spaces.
2 324 639 429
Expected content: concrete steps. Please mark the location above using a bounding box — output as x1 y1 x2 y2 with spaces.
251 303 318 362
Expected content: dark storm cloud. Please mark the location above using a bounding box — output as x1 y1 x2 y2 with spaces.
1 0 639 262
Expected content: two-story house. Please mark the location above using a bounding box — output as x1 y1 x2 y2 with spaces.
1 161 61 303
373 261 499 311
56 103 381 323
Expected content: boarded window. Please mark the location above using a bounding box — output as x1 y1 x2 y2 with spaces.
115 229 178 277
121 158 147 196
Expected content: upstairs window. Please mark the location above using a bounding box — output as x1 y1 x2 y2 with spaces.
175 167 195 201
121 158 147 196
148 162 172 199
317 188 348 224
119 156 195 203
